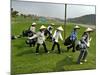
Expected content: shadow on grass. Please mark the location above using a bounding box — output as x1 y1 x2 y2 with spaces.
16 49 34 56
54 56 74 71
16 47 50 56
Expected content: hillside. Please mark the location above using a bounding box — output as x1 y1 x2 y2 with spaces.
67 14 96 25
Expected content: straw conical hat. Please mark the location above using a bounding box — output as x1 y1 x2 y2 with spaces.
85 28 93 32
74 25 80 29
57 26 64 31
32 22 36 25
40 25 46 29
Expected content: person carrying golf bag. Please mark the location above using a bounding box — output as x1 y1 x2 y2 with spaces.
34 25 49 54
51 26 63 54
26 33 37 47
76 28 93 64
64 25 80 52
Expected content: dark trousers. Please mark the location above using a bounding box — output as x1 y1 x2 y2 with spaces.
29 41 36 47
77 49 88 64
51 42 61 53
67 40 76 52
36 42 48 53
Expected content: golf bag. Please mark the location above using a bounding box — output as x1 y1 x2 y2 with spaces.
64 36 71 46
26 37 37 47
44 29 49 36
22 29 33 37
75 41 81 51
75 40 88 51
44 29 53 41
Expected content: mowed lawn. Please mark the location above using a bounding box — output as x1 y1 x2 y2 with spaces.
11 16 96 75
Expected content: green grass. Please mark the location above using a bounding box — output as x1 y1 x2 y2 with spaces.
11 16 96 75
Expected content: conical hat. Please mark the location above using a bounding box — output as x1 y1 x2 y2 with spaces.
57 26 64 31
40 25 46 29
32 22 36 25
85 28 93 32
74 25 80 29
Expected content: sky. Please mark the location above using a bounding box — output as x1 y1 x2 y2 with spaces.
11 0 96 19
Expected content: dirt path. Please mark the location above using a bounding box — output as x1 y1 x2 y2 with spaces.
74 23 96 29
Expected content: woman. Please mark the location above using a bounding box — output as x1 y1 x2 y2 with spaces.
77 28 93 64
51 26 63 54
35 25 49 54
64 25 80 52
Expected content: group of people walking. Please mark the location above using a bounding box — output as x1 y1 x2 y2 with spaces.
26 22 94 64
28 22 64 54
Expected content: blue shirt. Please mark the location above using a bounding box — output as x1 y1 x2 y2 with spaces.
70 30 77 41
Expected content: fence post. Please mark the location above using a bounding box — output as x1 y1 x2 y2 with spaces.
64 4 67 40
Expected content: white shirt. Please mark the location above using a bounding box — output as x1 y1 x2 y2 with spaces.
53 30 63 42
37 31 45 44
30 26 35 33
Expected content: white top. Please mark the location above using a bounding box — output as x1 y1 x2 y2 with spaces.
30 26 35 33
37 31 45 44
53 30 63 42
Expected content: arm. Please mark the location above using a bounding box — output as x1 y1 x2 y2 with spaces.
28 34 37 39
53 31 56 38
59 32 63 41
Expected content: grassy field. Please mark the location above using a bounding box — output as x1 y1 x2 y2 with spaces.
11 16 96 75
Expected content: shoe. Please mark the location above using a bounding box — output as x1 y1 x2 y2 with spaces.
47 51 50 53
46 51 50 54
83 60 87 62
80 62 83 64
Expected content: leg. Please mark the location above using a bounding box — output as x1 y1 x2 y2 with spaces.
56 42 61 54
51 42 56 51
29 43 32 47
77 50 84 64
42 42 48 53
32 40 36 47
82 50 88 61
72 40 76 52
36 43 40 53
29 39 32 47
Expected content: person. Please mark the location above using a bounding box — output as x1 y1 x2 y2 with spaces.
66 25 80 52
44 23 54 41
76 28 93 64
25 22 37 46
26 33 37 47
30 22 36 33
51 26 64 54
35 25 49 54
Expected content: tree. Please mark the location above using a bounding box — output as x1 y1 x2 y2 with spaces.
11 8 19 17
